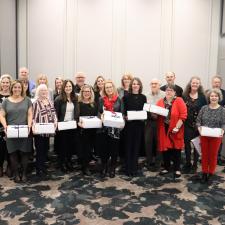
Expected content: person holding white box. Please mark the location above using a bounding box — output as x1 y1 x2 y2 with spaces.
54 80 79 173
196 88 225 184
145 78 165 170
123 77 147 177
77 85 98 175
0 74 12 177
0 80 32 182
157 84 187 179
98 80 124 178
32 84 57 177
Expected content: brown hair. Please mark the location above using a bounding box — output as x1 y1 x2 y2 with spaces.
129 77 143 94
10 80 25 97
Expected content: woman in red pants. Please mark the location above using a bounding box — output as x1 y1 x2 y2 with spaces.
196 88 225 183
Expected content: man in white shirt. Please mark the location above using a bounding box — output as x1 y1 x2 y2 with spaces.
145 78 165 170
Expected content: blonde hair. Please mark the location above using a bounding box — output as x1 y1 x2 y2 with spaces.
102 80 118 97
36 73 48 86
0 74 13 91
121 73 133 88
78 84 95 104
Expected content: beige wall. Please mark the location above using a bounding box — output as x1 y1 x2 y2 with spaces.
17 0 221 92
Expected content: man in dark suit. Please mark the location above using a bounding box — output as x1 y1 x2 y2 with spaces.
211 75 225 106
74 72 86 94
160 71 183 97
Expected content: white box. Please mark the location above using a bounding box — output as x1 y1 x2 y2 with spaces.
127 111 147 121
33 123 55 134
103 111 125 128
191 136 201 155
149 105 169 117
143 103 150 112
79 116 102 129
58 121 77 130
200 126 223 138
7 125 29 138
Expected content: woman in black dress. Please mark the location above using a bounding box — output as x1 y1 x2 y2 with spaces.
123 77 147 176
78 85 98 175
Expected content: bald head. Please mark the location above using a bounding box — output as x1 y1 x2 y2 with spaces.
19 67 29 81
165 71 176 85
150 78 161 93
75 71 86 87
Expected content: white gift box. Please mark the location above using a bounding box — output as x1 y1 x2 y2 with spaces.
58 121 77 131
143 103 150 112
149 105 169 117
200 126 223 138
79 116 102 129
191 136 201 155
33 123 55 134
127 111 147 121
103 111 125 128
7 125 29 138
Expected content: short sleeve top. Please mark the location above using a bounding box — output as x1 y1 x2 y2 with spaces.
2 97 32 125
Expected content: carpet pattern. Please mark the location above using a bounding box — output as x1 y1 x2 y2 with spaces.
0 167 225 225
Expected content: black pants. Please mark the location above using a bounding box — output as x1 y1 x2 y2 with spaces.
184 125 199 167
100 133 119 168
77 128 96 169
58 129 77 164
34 135 49 172
125 121 144 174
145 120 158 165
10 151 29 176
162 149 181 171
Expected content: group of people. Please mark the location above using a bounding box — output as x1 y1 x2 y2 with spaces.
0 68 225 185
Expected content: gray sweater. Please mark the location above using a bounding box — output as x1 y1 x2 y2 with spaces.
196 105 225 130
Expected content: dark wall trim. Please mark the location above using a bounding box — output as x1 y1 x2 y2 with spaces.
15 0 18 78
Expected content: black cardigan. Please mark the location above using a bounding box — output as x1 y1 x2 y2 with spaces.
54 96 79 122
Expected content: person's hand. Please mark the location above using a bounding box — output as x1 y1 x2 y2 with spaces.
78 121 83 128
198 126 202 135
4 126 7 136
221 129 224 137
172 127 179 133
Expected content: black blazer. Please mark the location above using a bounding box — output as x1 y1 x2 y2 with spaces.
54 96 79 122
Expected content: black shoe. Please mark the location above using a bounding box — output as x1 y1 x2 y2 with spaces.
182 164 192 174
60 165 68 173
201 173 208 184
159 169 169 176
82 168 91 176
0 167 3 177
66 162 74 172
109 169 115 178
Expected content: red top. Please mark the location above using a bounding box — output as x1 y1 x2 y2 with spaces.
157 97 187 151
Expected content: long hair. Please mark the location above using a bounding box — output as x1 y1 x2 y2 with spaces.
93 75 105 92
121 73 133 88
78 84 95 106
183 76 205 98
36 73 49 87
128 77 143 94
60 79 77 102
102 80 118 97
54 76 63 93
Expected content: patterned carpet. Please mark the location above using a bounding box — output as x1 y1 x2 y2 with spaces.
0 163 225 225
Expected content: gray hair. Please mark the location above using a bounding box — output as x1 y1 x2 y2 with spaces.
206 88 223 102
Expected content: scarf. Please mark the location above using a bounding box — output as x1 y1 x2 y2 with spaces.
103 95 118 112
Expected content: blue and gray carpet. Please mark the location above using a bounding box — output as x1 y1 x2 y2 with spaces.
0 166 225 225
